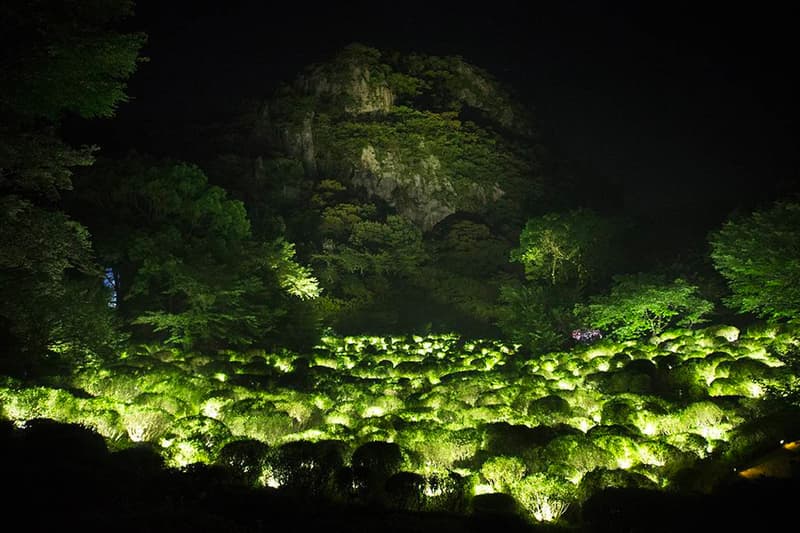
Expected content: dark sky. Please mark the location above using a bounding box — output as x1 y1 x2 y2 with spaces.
97 0 798 231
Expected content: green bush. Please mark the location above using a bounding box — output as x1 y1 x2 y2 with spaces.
160 415 232 467
496 283 574 354
385 471 426 510
481 455 527 492
216 439 270 486
266 439 345 497
578 274 713 340
576 468 657 503
120 405 174 443
218 398 296 444
539 435 614 481
511 472 575 523
710 201 800 320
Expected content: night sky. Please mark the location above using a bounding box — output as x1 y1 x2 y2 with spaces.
89 0 798 235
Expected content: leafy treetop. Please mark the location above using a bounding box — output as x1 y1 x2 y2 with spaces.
577 274 714 340
710 201 800 321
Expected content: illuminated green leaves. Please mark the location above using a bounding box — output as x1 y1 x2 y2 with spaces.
580 274 714 340
513 472 575 522
1 324 799 524
481 456 527 492
75 158 320 351
511 209 620 287
710 201 800 320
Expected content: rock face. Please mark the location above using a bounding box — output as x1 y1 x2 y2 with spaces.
302 63 395 115
254 43 541 230
356 145 455 229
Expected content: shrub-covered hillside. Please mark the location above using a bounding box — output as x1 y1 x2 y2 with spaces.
2 322 799 527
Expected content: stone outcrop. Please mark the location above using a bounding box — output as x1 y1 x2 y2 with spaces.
355 145 455 229
254 43 540 230
302 63 394 115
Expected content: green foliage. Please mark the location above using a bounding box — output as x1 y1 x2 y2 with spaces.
591 434 641 469
313 206 426 330
352 441 404 479
45 274 128 358
319 105 535 214
577 468 657 502
132 392 191 417
416 220 511 329
0 133 95 201
397 424 482 470
497 209 624 352
120 405 174 442
710 201 800 320
267 440 344 497
578 274 713 340
434 220 510 277
234 44 549 333
71 366 136 402
398 52 531 133
481 455 527 492
65 407 125 442
763 347 800 407
0 385 79 422
0 0 144 368
73 157 319 351
160 415 233 467
512 472 574 523
1 326 798 518
0 0 144 199
677 402 727 433
511 209 619 287
496 283 576 353
0 198 123 360
216 439 270 486
0 0 146 121
0 196 93 276
540 435 614 480
218 398 297 444
274 44 538 193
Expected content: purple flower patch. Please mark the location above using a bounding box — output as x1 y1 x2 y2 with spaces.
571 328 603 343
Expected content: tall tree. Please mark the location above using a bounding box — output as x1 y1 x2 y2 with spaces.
417 219 513 332
312 201 428 331
0 0 146 368
498 209 622 353
710 201 800 321
72 157 320 351
511 209 619 288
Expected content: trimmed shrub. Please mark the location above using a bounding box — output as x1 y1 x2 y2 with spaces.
160 415 232 467
385 471 425 510
216 439 270 486
266 439 345 497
